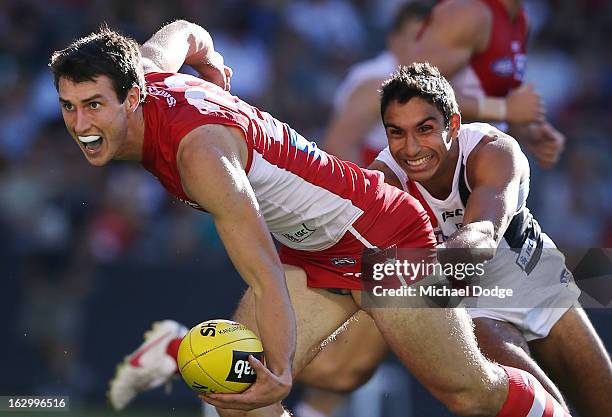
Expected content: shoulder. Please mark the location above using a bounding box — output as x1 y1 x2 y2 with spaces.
368 159 403 189
177 124 248 172
432 0 492 30
423 0 491 49
466 126 528 185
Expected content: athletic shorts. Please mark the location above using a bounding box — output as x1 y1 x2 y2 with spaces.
463 233 581 341
279 190 437 290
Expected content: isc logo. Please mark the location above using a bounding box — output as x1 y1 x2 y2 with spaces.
226 350 264 383
442 209 463 222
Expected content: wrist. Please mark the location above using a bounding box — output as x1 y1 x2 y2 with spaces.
476 96 507 121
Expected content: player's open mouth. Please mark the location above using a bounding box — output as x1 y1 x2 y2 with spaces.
78 135 103 153
405 154 434 168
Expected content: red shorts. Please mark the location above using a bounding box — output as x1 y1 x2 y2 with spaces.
278 187 436 290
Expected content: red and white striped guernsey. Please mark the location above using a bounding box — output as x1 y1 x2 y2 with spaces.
141 72 425 252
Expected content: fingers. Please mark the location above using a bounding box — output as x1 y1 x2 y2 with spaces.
199 356 279 411
248 354 266 371
223 66 233 91
201 391 257 411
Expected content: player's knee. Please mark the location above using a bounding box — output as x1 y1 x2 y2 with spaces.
328 361 377 393
299 356 376 393
428 368 500 417
437 389 488 417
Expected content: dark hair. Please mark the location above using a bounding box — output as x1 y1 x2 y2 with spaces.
49 25 146 103
389 1 432 34
380 63 459 126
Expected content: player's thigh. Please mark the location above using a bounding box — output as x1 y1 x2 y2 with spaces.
473 317 530 358
353 293 496 400
233 264 360 376
529 306 612 417
297 310 388 391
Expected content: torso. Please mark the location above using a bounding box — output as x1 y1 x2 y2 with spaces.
449 0 528 99
141 72 407 251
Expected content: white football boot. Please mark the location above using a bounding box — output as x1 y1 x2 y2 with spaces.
108 320 188 410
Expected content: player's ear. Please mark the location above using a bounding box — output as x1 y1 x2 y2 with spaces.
449 113 461 139
124 85 141 113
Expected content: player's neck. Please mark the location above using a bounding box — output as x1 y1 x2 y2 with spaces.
117 106 145 161
499 0 521 19
418 140 460 200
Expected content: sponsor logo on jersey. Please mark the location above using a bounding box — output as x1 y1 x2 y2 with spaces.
281 223 316 243
226 350 264 383
434 230 447 245
442 209 463 222
147 85 177 107
513 53 527 81
331 257 357 266
560 267 573 285
516 236 536 271
491 57 514 77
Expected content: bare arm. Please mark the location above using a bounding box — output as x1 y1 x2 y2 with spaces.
403 0 542 124
400 0 486 80
141 20 230 90
177 124 294 409
323 78 384 163
444 134 528 262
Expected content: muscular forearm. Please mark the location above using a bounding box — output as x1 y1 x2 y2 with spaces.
439 221 497 265
140 20 214 73
253 282 295 380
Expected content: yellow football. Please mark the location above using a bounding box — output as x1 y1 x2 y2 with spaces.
177 319 263 394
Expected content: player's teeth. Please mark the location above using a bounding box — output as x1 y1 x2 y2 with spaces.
78 135 101 143
406 155 432 166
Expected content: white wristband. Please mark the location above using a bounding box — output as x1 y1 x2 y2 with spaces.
476 96 507 121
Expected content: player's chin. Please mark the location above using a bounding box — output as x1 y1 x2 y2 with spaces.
81 149 112 167
405 165 437 183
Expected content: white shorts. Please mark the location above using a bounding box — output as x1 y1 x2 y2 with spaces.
461 233 581 341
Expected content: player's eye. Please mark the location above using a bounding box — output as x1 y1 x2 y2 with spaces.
417 125 432 133
62 102 74 111
387 128 403 137
89 102 101 109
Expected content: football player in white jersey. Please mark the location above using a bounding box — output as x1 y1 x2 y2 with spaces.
307 63 612 417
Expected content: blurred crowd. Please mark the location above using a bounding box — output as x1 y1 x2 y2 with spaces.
1 0 611 403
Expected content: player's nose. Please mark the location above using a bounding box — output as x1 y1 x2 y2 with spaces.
401 134 422 157
74 109 92 134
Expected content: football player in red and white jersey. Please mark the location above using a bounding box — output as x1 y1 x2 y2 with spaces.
50 20 573 417
406 0 564 168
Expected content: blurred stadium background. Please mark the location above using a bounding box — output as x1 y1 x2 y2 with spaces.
0 0 610 416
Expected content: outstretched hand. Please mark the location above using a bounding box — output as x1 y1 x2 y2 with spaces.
200 355 291 411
